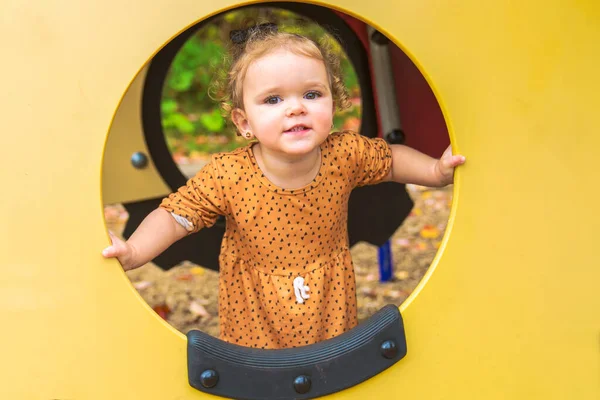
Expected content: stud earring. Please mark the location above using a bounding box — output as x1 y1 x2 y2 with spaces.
244 131 252 139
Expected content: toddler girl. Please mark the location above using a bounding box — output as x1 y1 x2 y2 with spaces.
102 24 465 349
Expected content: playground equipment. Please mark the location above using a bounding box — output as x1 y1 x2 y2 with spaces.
2 0 599 399
104 3 432 274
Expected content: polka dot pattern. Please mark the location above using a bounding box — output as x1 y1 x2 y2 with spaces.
160 131 392 348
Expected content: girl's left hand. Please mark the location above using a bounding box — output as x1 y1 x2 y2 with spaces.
435 145 466 186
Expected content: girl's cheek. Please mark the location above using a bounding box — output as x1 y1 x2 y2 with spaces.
313 105 334 120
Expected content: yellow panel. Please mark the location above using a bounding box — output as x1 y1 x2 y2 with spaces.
102 66 173 205
1 0 598 399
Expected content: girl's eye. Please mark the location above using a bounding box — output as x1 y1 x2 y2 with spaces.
305 91 322 100
265 96 281 105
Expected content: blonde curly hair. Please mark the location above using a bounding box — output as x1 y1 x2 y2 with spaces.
210 26 351 135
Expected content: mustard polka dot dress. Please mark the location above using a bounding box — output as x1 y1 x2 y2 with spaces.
160 131 392 349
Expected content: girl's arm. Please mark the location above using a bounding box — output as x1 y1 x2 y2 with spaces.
384 144 465 187
102 207 201 271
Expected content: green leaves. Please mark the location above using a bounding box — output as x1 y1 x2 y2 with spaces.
199 109 225 132
163 112 195 135
168 70 195 92
161 99 178 114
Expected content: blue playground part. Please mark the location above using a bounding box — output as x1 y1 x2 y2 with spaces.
378 240 393 282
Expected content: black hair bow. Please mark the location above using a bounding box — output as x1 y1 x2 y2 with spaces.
229 23 278 44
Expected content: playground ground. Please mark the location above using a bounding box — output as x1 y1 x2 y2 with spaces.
104 184 452 337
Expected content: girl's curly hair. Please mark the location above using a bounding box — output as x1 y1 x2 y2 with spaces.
209 24 351 135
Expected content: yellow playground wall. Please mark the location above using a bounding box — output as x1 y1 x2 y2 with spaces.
1 0 599 399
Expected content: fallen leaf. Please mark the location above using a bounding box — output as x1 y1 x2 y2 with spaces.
395 238 410 247
190 301 210 317
153 304 171 320
386 290 405 299
395 270 409 280
420 225 440 239
359 287 377 299
434 202 446 211
190 267 205 275
133 281 152 290
414 241 428 251
175 273 194 281
195 298 210 305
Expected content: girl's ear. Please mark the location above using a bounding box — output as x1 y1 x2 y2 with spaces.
231 108 251 136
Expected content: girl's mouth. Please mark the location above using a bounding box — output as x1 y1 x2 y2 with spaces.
284 126 310 134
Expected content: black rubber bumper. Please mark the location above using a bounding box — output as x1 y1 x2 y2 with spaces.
187 304 407 399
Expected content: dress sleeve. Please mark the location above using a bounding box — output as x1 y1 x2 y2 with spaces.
333 130 393 187
159 157 228 233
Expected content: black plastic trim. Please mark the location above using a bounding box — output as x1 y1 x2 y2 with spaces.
187 305 407 399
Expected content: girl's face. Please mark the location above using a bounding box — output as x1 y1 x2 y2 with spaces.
232 49 334 158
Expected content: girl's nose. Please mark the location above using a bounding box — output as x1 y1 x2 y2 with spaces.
285 100 307 117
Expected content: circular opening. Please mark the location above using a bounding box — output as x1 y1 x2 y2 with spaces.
102 5 452 345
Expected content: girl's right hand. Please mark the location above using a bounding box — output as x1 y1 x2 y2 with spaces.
102 231 137 271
